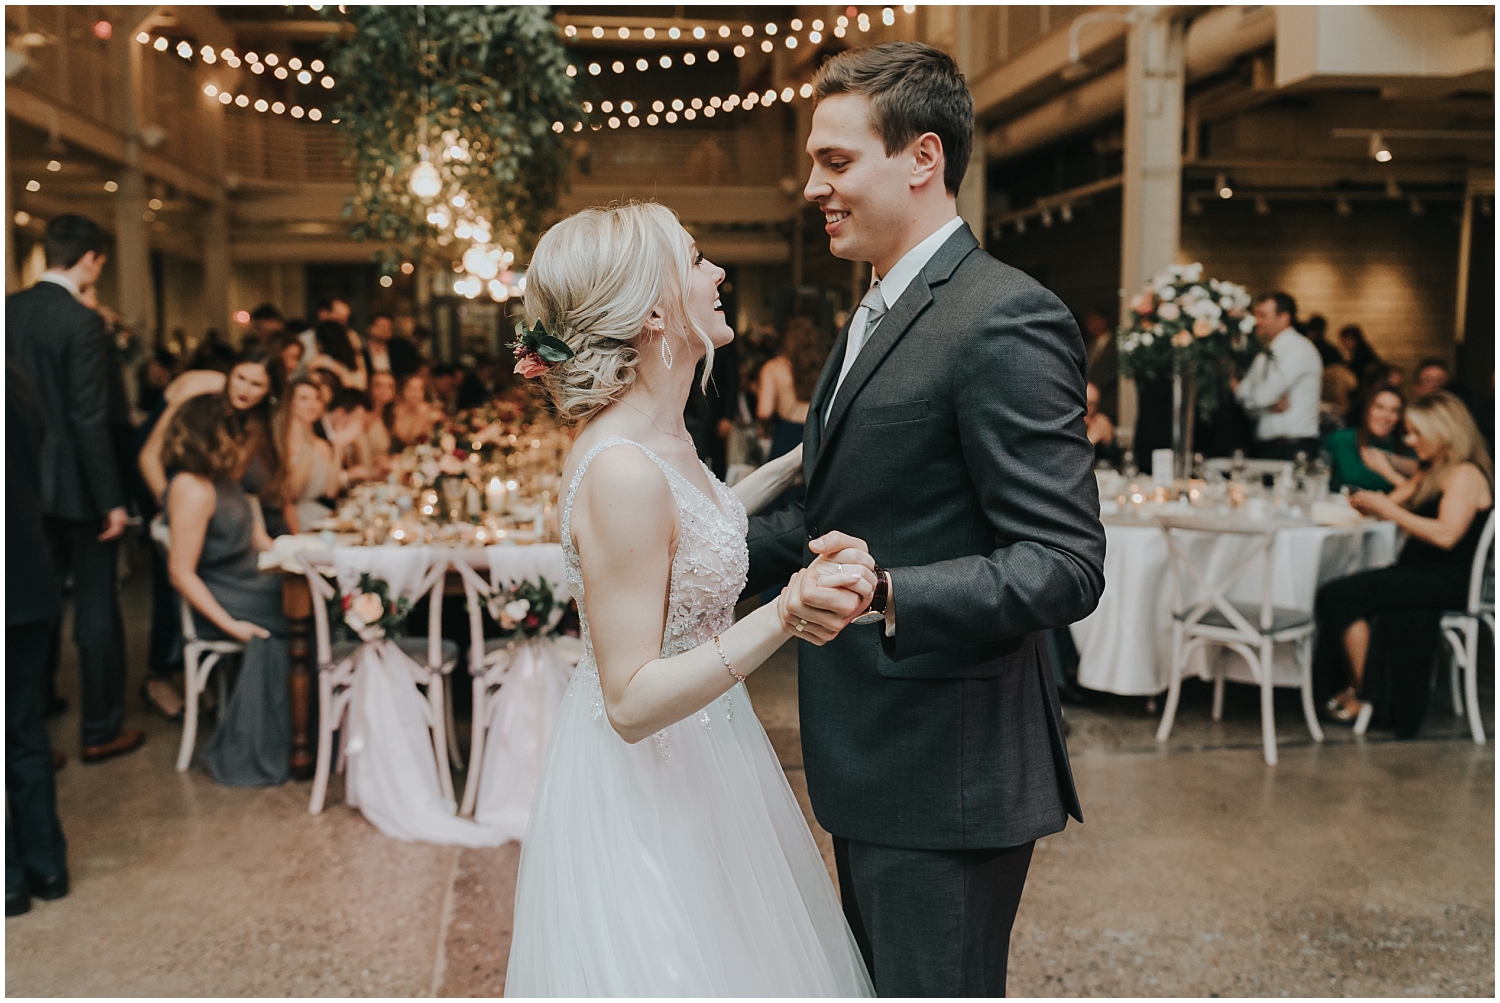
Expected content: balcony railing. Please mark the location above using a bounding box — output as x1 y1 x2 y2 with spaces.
223 110 351 185
571 129 793 188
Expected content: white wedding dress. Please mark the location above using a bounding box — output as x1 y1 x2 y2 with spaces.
505 438 873 997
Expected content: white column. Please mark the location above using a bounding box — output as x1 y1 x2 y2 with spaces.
1117 6 1185 442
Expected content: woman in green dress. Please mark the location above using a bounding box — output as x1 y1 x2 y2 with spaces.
1323 386 1416 492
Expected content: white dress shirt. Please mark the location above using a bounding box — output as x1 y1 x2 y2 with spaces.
827 215 968 420
37 271 82 300
1235 326 1323 441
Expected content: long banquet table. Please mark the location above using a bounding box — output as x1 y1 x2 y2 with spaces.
1070 514 1399 697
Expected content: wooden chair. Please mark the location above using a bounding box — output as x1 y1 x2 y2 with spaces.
1153 514 1323 765
149 517 239 772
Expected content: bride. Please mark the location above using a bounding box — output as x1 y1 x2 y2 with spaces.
504 202 875 997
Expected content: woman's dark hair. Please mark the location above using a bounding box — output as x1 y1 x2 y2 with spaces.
1355 385 1405 450
813 41 974 195
264 376 323 506
780 316 830 401
161 394 242 481
315 320 357 371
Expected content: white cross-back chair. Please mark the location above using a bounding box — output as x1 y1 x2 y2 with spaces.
449 546 569 818
149 516 239 772
303 548 458 815
1356 509 1495 744
1153 514 1323 765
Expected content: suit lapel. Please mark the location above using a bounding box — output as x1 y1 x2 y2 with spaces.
808 226 982 490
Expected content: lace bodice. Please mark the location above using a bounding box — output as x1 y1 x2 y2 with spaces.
560 438 749 741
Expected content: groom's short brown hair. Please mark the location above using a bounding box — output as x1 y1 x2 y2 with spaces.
813 41 974 195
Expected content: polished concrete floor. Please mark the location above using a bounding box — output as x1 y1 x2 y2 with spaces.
7 562 1494 996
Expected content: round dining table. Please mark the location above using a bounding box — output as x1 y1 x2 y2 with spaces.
1070 512 1399 696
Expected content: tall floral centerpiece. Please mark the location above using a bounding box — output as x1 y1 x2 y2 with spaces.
1117 263 1263 479
323 6 580 280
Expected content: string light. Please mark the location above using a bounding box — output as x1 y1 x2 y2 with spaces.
553 78 816 132
136 32 337 88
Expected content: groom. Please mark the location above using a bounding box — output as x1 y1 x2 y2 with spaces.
749 42 1106 996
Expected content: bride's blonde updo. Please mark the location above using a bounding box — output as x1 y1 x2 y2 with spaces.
524 200 714 427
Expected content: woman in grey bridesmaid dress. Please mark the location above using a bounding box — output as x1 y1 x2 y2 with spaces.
162 395 291 786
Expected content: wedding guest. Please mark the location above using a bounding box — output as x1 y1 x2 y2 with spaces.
246 303 285 344
1339 324 1382 383
161 395 290 786
362 311 422 381
368 370 398 457
1314 391 1493 735
297 294 351 364
308 320 368 390
188 328 237 373
756 316 826 509
1323 387 1415 492
5 214 144 763
6 361 69 916
1413 357 1484 431
429 363 462 412
327 387 386 481
136 347 177 415
268 377 341 534
389 372 441 449
1302 313 1344 368
1085 381 1123 468
262 328 302 398
686 336 739 478
1320 362 1360 429
1081 307 1119 423
1233 292 1322 461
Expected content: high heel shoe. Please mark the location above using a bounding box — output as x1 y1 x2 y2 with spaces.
1320 694 1355 723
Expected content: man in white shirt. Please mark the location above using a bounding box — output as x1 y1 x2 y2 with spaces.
1234 291 1323 460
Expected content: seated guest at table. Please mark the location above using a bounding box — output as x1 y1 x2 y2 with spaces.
368 371 397 457
1324 387 1416 493
266 328 304 396
1233 292 1323 461
307 320 368 390
162 395 290 786
269 377 341 534
1314 391 1493 735
327 387 389 482
389 372 442 450
429 363 461 413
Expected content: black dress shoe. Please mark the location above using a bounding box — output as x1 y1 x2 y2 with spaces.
26 870 68 902
1057 682 1092 707
6 889 32 917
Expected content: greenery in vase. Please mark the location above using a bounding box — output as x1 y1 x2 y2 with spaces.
1117 263 1265 418
322 5 580 269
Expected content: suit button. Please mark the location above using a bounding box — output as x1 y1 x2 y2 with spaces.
808 526 820 539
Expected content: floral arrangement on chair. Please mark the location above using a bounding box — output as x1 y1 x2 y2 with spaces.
1117 263 1263 416
486 576 573 640
333 574 413 642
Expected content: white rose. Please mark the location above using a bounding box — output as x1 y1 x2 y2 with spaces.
1240 316 1256 334
1141 332 1155 347
440 433 457 453
1159 286 1176 301
1183 263 1203 282
1157 302 1180 321
503 599 532 622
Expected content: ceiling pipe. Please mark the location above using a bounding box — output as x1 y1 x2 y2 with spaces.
988 5 1276 162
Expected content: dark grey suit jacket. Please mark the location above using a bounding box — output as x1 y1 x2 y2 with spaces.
6 281 127 521
747 225 1106 850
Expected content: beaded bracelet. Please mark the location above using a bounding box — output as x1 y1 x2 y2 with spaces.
712 635 746 684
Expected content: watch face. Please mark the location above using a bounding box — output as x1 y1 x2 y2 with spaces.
850 611 884 625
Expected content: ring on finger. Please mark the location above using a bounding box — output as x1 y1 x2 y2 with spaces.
796 619 807 632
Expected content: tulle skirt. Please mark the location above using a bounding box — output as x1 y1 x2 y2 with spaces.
505 662 873 997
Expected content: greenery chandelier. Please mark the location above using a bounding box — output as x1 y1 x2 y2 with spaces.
325 5 580 290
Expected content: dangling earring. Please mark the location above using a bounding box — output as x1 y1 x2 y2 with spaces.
660 333 674 370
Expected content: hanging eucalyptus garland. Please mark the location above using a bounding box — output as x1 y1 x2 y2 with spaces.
323 5 579 272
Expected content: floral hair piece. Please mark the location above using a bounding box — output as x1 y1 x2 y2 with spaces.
511 320 575 379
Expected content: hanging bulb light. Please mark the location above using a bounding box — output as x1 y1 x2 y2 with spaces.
409 159 441 199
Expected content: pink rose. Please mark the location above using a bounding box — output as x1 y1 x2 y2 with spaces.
1171 331 1193 348
514 354 549 379
1193 318 1215 338
1131 293 1154 316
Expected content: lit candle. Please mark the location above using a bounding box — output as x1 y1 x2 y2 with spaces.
486 476 508 513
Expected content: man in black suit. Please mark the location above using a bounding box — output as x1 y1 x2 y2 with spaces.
362 311 423 382
748 44 1105 996
6 360 70 915
6 215 145 763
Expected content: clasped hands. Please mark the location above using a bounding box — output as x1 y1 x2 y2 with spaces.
775 531 879 645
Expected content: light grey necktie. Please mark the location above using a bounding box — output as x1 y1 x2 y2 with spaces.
828 281 886 418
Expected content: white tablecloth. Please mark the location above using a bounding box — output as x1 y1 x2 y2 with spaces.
1071 517 1398 696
